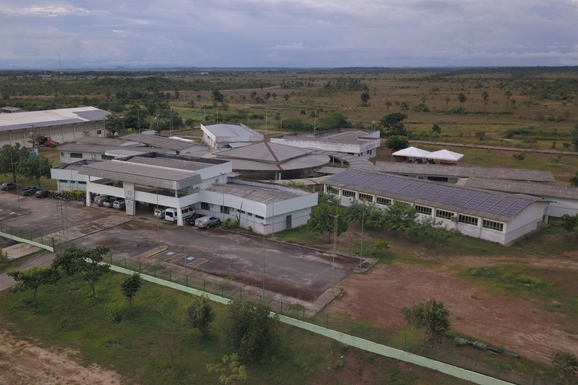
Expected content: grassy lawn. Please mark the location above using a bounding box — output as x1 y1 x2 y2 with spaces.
0 272 471 385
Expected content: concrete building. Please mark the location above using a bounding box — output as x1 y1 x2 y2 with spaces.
122 133 208 156
0 107 109 147
201 123 263 149
325 169 548 245
51 160 94 191
77 153 317 232
271 129 381 158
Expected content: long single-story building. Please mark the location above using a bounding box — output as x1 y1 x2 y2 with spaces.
271 129 381 158
76 152 317 233
324 169 548 245
0 107 109 147
201 123 263 149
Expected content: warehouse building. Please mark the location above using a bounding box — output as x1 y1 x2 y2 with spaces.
324 169 548 245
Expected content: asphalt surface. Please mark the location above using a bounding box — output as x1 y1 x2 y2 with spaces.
0 190 355 302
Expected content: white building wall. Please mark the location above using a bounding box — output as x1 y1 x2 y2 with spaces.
51 168 91 191
545 197 578 218
0 121 107 148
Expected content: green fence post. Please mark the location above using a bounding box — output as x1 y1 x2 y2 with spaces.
326 314 329 329
52 238 55 252
404 335 407 351
203 279 206 291
497 364 501 379
40 234 43 244
280 301 283 314
350 320 353 335
19 228 23 239
169 270 172 282
110 254 113 264
532 371 536 385
124 257 127 268
138 261 141 272
221 285 224 296
154 269 156 278
186 274 189 287
302 307 305 319
464 355 467 369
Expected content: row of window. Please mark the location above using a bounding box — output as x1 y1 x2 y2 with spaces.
58 180 86 185
202 202 264 220
331 188 505 232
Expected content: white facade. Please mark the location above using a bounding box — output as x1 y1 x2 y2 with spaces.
326 186 548 246
271 129 381 158
51 167 90 191
201 123 263 148
0 107 109 148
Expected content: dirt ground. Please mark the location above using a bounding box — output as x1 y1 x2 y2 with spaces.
326 252 578 365
0 328 124 385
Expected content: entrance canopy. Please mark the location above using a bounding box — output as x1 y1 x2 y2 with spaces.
392 146 431 158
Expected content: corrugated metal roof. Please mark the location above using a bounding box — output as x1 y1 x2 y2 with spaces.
77 136 141 147
126 156 214 172
463 177 578 199
0 107 109 132
374 162 555 182
203 123 263 138
59 143 152 154
122 133 202 151
78 160 201 189
326 169 539 222
204 183 301 203
216 142 313 163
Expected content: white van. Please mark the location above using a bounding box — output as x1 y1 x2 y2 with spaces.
164 206 195 223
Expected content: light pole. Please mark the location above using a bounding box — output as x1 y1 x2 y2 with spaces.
359 198 366 271
330 189 341 291
220 173 227 221
270 180 275 238
314 108 317 136
261 222 269 301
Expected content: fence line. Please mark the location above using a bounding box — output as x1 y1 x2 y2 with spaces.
0 223 55 252
108 263 547 385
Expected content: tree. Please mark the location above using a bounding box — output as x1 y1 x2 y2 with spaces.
385 135 409 151
317 111 352 130
457 93 467 109
105 113 126 136
360 92 370 106
0 143 30 183
307 202 348 242
212 89 225 103
570 123 578 150
475 131 486 141
380 112 407 137
380 201 417 234
406 218 457 246
385 100 392 110
561 214 578 242
17 155 52 187
431 124 442 134
186 294 215 337
52 245 110 299
206 354 248 385
222 299 279 360
551 351 578 382
283 93 290 101
402 299 450 342
7 266 60 307
121 273 143 310
570 170 578 187
505 90 512 108
482 91 489 110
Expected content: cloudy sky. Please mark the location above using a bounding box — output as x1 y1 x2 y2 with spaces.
1 0 578 69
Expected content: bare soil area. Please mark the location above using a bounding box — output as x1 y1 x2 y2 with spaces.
0 328 124 385
327 257 578 365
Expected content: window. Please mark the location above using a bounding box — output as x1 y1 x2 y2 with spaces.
428 176 449 182
342 189 356 198
102 155 114 160
97 130 102 135
483 220 504 232
326 186 339 195
220 206 230 214
458 214 478 226
59 180 68 183
436 209 454 220
70 153 83 158
239 210 245 214
359 193 373 202
255 215 264 220
414 205 432 215
376 196 391 206
78 181 86 185
201 202 210 210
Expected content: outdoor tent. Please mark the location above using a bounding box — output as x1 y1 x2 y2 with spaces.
427 149 464 162
391 146 431 158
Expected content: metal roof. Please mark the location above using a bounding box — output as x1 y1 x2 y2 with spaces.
0 107 109 132
204 182 302 203
325 169 539 222
126 156 215 172
374 162 555 182
274 129 379 145
121 133 204 152
76 136 142 147
78 160 202 189
59 143 153 154
216 142 313 163
462 177 578 200
203 123 263 138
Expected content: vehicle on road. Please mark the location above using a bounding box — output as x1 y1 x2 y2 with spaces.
21 186 42 196
195 216 221 229
35 190 50 198
1 182 17 191
113 199 126 209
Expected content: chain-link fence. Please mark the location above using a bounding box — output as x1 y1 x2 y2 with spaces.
0 222 56 251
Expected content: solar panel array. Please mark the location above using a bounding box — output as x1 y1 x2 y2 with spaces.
327 169 533 219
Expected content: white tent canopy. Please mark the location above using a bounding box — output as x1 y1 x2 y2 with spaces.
427 149 464 162
392 146 431 158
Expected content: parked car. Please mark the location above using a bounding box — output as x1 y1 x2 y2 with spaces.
113 199 126 209
95 195 110 206
195 216 221 229
43 138 59 147
20 186 42 196
0 182 17 191
35 190 50 198
165 206 195 223
154 208 166 218
101 198 116 207
187 213 204 225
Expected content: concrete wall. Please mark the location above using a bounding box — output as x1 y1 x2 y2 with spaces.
0 121 106 148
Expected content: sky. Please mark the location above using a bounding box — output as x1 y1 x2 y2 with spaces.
1 0 578 69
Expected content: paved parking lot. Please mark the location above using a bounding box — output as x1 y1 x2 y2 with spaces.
1 190 356 303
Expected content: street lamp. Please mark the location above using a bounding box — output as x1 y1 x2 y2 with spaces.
261 222 269 301
270 180 275 238
359 198 366 271
330 189 341 291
